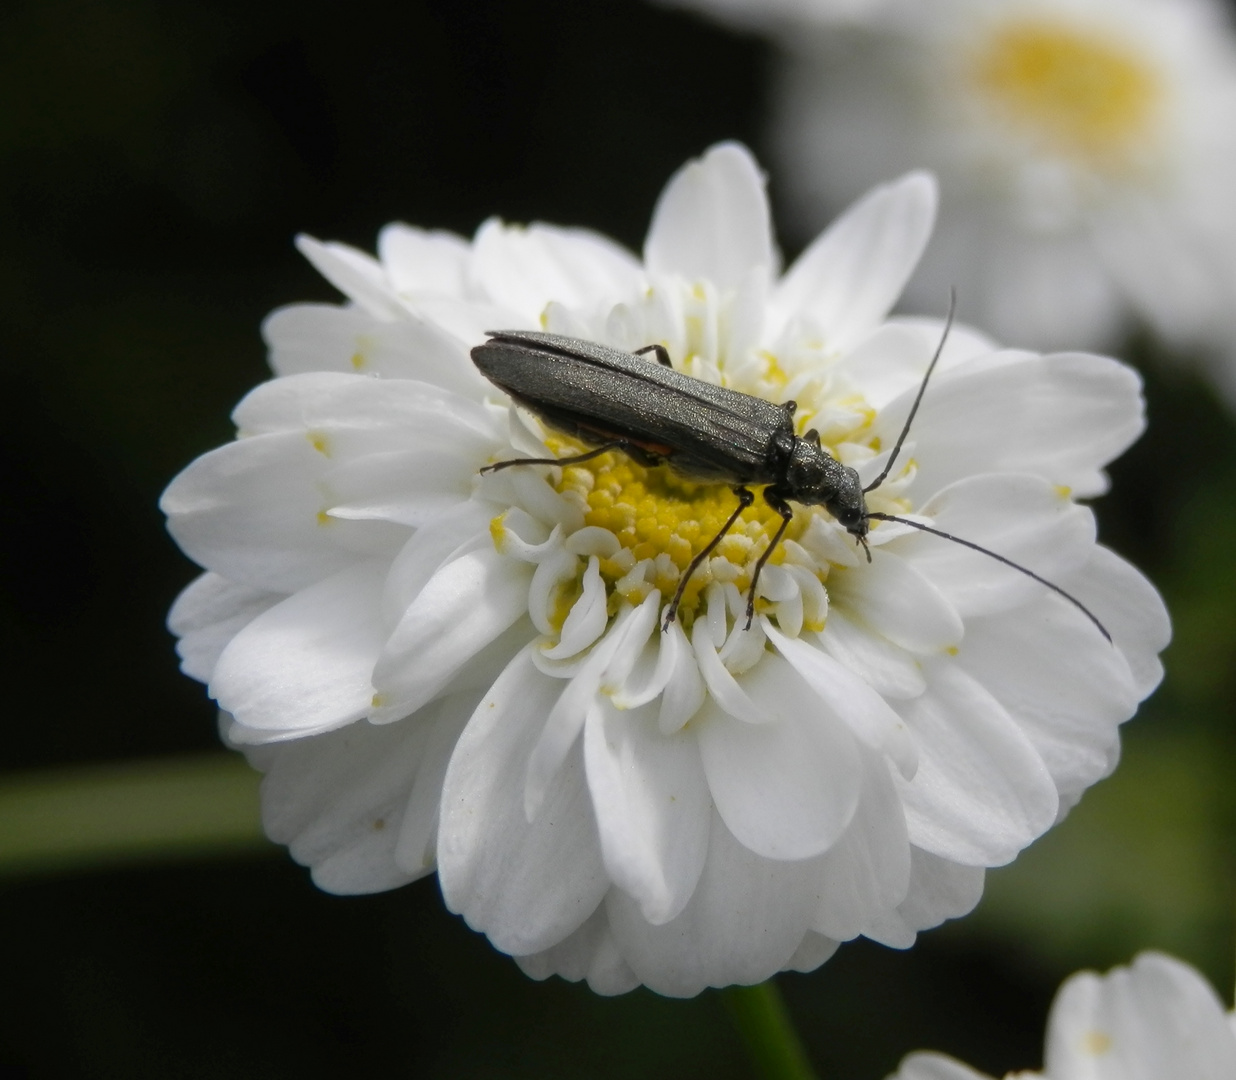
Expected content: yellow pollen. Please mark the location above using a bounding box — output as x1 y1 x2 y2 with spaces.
758 351 789 389
548 574 584 632
1080 1030 1114 1056
552 440 816 625
315 509 333 527
972 19 1162 168
350 352 366 371
489 513 508 549
307 431 331 456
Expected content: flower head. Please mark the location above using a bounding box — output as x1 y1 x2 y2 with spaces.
892 952 1236 1079
161 144 1168 996
661 0 1236 402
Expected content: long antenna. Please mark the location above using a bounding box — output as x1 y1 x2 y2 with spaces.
864 289 957 495
867 512 1112 643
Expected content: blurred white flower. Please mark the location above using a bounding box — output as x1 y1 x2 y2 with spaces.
161 143 1168 997
662 0 1236 402
891 952 1236 1080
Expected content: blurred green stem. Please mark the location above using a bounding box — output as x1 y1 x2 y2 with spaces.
0 754 268 876
721 980 819 1080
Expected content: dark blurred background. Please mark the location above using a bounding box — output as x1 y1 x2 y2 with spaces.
2 0 1236 1076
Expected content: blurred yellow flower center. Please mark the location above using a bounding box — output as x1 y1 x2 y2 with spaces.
552 442 811 626
972 19 1162 168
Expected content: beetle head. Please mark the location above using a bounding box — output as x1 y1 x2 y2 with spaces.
827 482 868 539
786 440 869 539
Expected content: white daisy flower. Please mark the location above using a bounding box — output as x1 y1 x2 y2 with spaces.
660 0 1236 402
891 951 1236 1080
161 143 1168 997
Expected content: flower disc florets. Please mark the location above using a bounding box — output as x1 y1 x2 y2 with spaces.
161 143 1169 996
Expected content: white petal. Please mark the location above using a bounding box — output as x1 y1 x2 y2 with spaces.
697 653 861 860
810 749 912 942
470 219 642 322
899 474 1096 617
382 503 493 622
769 171 937 351
262 302 489 396
657 622 708 733
376 224 470 298
213 560 386 742
873 353 1145 500
514 905 640 996
585 698 711 925
232 370 497 444
828 549 963 655
259 713 431 894
831 322 937 409
889 1053 992 1080
895 848 985 934
612 615 707 734
541 556 609 659
691 614 768 724
372 545 534 720
817 608 926 701
295 235 405 319
1045 953 1236 1080
323 449 479 528
783 931 840 974
161 431 360 593
644 143 777 291
438 648 609 955
605 810 823 996
766 621 917 777
167 572 282 683
861 909 918 951
957 600 1137 801
889 315 999 372
391 691 476 877
895 661 1059 866
524 604 645 817
405 295 520 351
1056 545 1171 701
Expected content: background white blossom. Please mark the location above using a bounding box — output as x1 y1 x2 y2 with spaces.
891 952 1236 1080
659 0 1236 404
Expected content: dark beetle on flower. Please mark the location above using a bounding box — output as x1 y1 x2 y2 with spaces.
470 315 1110 641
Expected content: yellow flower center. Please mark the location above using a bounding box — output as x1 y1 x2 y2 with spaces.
552 440 815 628
971 18 1163 170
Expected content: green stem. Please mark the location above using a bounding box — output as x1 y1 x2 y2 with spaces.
0 754 268 876
721 980 819 1080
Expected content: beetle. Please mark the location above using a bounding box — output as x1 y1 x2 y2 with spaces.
470 315 1110 641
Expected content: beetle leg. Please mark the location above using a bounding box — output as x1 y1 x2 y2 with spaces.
663 486 755 631
480 441 624 474
634 343 674 368
745 490 794 629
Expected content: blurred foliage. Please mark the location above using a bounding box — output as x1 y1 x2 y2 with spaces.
2 0 1236 1077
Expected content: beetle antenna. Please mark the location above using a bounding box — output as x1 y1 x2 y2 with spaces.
864 289 957 495
866 512 1111 643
